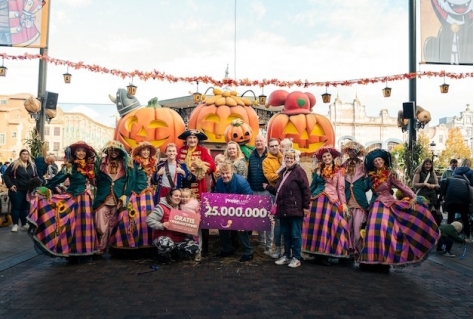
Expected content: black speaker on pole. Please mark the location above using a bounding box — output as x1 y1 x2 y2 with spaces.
402 101 415 119
44 91 58 110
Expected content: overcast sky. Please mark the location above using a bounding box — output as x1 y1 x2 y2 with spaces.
1 0 472 128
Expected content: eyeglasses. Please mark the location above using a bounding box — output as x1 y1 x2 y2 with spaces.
269 145 279 148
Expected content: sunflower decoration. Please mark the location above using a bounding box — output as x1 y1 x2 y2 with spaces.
128 205 137 219
56 200 68 214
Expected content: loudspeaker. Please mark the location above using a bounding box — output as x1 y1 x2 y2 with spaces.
44 91 58 110
402 102 415 119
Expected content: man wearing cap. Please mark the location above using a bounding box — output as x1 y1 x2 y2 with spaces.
177 129 216 256
93 140 132 255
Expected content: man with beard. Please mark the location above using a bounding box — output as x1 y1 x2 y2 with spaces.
93 141 131 255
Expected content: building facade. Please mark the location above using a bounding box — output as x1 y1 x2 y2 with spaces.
0 94 114 162
327 96 405 151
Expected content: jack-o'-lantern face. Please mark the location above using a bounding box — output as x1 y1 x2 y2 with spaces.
114 105 185 153
224 119 253 144
266 113 335 156
187 89 259 145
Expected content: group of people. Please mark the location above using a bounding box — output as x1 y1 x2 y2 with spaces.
3 129 471 269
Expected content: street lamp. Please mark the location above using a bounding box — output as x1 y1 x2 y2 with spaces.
429 141 436 161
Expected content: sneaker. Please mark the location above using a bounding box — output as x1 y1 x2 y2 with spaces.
271 247 281 259
288 257 301 268
444 252 455 257
20 223 29 231
11 224 18 232
263 249 273 257
275 256 290 265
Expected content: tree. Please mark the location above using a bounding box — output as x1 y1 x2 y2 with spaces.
439 127 472 168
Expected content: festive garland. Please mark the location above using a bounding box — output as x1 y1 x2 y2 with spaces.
320 164 345 179
1 53 472 88
74 159 95 179
133 155 157 176
368 168 395 191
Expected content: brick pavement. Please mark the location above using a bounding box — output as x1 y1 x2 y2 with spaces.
0 225 472 318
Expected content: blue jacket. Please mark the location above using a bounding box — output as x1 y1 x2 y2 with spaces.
214 173 253 195
247 148 268 191
453 166 473 186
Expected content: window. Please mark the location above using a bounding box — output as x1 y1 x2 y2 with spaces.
0 133 5 145
45 127 50 136
54 127 60 136
53 142 60 151
439 136 443 143
12 132 17 138
466 116 471 123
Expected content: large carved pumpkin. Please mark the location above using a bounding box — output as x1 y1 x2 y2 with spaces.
114 98 185 154
187 88 259 145
224 119 253 144
266 90 335 156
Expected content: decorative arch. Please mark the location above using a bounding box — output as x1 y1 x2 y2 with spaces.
384 138 403 151
365 140 382 152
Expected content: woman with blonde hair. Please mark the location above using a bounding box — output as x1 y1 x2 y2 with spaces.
3 149 38 232
224 141 248 178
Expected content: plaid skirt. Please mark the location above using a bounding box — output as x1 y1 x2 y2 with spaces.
302 195 351 258
109 188 154 249
27 191 99 257
359 200 440 265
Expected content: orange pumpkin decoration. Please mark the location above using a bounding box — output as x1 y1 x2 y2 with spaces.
187 88 259 145
266 90 335 156
114 98 185 154
224 119 253 144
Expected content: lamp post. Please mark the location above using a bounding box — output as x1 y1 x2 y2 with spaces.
429 141 436 161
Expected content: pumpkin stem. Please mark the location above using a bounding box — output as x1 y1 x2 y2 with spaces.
147 97 161 108
231 119 244 126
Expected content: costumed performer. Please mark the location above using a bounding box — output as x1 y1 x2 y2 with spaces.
109 141 157 252
28 141 99 262
302 146 351 264
359 149 440 267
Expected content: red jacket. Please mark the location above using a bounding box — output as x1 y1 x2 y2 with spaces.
177 145 216 200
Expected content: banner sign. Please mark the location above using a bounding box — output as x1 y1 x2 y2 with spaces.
420 0 473 65
200 193 272 231
167 209 201 236
0 0 50 48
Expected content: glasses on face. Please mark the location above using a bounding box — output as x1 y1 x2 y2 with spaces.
269 145 279 148
108 148 119 153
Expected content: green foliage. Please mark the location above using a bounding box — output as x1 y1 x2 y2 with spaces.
23 129 44 159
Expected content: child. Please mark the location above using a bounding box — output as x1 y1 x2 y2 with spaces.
180 188 202 261
211 154 225 191
277 138 300 173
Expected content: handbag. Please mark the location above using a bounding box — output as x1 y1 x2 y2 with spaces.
415 172 430 195
270 170 293 215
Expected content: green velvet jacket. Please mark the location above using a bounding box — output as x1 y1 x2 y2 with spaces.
46 166 89 197
93 159 132 210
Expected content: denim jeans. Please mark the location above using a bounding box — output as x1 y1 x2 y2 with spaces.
9 190 29 225
219 230 253 255
253 190 274 250
280 216 303 260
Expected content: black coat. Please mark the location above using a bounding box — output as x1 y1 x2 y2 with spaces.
440 176 470 208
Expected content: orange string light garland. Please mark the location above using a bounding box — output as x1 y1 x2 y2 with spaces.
0 53 472 88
